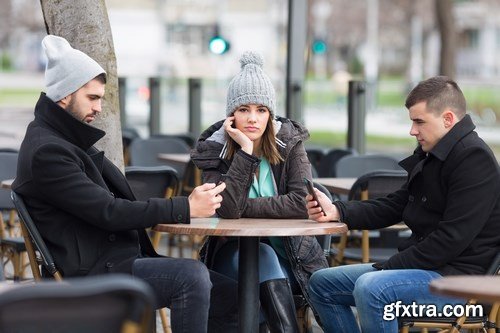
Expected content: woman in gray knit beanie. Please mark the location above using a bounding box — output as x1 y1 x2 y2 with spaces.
192 52 327 333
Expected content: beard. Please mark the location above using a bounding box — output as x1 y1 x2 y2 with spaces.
66 97 85 122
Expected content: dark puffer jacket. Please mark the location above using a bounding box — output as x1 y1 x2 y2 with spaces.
191 116 328 306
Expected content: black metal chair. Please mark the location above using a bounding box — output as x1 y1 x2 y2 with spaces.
317 148 356 178
125 165 180 200
122 127 141 166
0 152 27 280
10 191 62 281
12 190 170 333
330 170 409 265
151 133 196 148
399 252 500 333
125 165 181 252
305 147 326 178
129 137 190 168
335 154 403 178
0 274 155 333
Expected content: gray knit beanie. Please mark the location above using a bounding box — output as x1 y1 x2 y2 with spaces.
226 51 276 117
42 35 106 102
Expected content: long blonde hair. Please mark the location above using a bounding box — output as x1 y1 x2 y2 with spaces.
225 116 284 165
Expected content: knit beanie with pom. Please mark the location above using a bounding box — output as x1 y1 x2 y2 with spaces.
226 51 276 117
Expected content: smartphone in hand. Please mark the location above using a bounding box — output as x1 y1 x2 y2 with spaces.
303 178 326 216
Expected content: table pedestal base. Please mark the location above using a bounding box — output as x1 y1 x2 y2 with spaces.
238 236 260 333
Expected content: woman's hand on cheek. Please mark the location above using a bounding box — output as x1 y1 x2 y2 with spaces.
224 116 253 154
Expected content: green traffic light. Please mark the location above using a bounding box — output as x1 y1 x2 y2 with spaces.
312 39 327 54
209 36 230 55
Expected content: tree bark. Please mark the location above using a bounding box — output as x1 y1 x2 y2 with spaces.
40 0 124 170
435 0 456 79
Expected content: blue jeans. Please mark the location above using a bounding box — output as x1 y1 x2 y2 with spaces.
212 240 298 290
308 264 465 333
132 257 238 333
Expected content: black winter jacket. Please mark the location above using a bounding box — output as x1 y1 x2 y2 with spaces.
335 115 500 275
13 93 189 277
191 117 328 305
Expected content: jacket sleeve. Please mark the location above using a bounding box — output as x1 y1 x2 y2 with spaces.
381 147 500 271
31 142 189 231
334 186 408 230
242 141 312 218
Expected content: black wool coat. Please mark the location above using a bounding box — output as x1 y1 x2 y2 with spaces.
13 93 190 277
335 115 500 275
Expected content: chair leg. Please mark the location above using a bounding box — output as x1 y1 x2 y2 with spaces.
331 233 348 266
158 308 171 333
297 306 313 333
295 306 306 333
151 231 162 250
12 251 21 282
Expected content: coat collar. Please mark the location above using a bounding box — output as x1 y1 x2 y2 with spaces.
428 114 475 162
34 93 105 150
399 114 476 182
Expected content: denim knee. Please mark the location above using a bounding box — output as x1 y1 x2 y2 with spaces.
353 270 388 304
308 269 329 301
182 259 212 291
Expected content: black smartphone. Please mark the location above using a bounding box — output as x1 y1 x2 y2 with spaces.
304 178 326 216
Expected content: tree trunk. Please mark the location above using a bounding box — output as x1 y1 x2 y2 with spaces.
435 0 456 79
40 0 124 171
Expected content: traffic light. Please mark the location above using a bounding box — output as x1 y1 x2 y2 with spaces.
312 39 327 55
209 36 230 55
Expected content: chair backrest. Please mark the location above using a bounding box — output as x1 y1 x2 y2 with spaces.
348 170 408 201
0 152 18 210
129 137 190 167
0 274 155 333
10 191 61 280
305 147 325 176
317 148 356 177
125 165 180 200
335 154 402 178
122 127 141 148
151 133 196 148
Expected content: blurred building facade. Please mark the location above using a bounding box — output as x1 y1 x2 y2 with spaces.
1 0 500 81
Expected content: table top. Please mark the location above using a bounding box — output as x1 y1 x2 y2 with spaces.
154 218 348 237
430 276 500 303
313 177 356 195
1 179 13 189
158 153 191 164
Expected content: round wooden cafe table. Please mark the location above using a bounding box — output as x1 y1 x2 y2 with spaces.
430 276 500 304
154 217 347 333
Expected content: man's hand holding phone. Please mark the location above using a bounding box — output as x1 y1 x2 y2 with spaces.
304 178 340 223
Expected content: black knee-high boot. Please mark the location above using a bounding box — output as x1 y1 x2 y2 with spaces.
259 278 300 333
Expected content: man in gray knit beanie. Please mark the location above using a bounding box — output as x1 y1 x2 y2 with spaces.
12 35 239 332
226 51 276 117
42 35 106 102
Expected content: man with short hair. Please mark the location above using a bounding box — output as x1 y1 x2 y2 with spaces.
13 35 237 333
306 76 500 333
